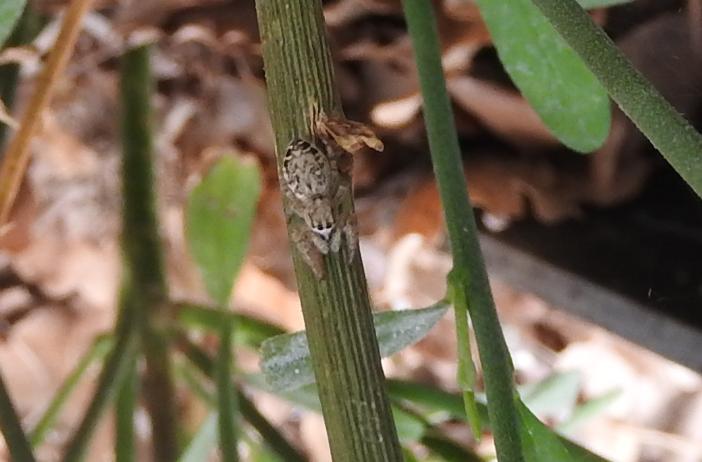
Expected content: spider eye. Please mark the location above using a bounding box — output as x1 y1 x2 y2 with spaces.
317 224 323 230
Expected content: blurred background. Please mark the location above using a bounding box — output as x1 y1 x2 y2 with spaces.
0 0 701 460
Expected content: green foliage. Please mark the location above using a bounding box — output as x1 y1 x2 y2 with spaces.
0 0 25 48
530 0 702 197
475 0 610 153
260 302 449 391
115 359 138 462
176 303 285 349
559 389 621 434
179 412 218 462
186 156 262 305
518 400 610 462
387 377 613 461
520 371 580 417
0 371 35 461
186 155 260 462
578 0 633 7
402 0 524 459
29 336 112 447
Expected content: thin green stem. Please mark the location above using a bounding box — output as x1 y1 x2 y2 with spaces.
120 44 179 461
177 337 306 462
29 336 112 447
115 355 138 462
401 1 523 460
529 0 702 197
237 393 305 462
255 1 402 460
62 285 138 462
0 370 35 462
217 322 239 462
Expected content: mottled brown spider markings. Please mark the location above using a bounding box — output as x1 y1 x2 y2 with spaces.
281 138 355 277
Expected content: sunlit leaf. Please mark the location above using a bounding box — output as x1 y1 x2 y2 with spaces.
559 389 621 434
518 399 610 462
393 407 427 443
520 371 580 418
0 0 25 48
260 303 449 391
475 0 611 152
186 156 261 305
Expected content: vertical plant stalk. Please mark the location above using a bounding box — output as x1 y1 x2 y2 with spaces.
0 0 93 224
0 370 35 462
115 355 137 462
120 45 178 462
217 321 238 462
255 1 403 460
62 284 138 462
529 0 702 197
401 1 524 461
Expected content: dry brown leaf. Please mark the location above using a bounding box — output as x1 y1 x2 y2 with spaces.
316 112 384 153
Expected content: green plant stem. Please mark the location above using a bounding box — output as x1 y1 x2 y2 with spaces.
174 302 285 349
0 370 35 462
217 322 239 462
62 286 138 462
115 355 137 462
401 1 523 461
529 0 702 197
120 44 179 461
29 336 112 447
255 1 402 460
177 338 306 462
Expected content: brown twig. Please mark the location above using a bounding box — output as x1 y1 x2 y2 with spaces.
0 0 94 226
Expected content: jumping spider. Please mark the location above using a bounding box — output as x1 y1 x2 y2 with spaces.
281 106 383 278
281 138 357 278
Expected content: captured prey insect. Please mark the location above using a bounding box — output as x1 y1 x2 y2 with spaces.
280 107 383 278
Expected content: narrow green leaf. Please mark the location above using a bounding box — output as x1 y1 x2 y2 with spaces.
387 380 611 462
421 433 484 462
0 0 25 48
248 443 283 462
178 412 218 462
577 0 633 8
186 156 261 305
447 271 482 439
0 370 35 462
392 406 427 443
260 302 449 391
559 389 620 434
475 0 611 152
62 288 139 462
518 399 610 462
179 343 306 462
29 336 112 447
520 371 580 418
175 303 285 349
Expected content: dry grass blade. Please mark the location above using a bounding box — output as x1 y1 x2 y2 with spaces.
0 0 94 226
